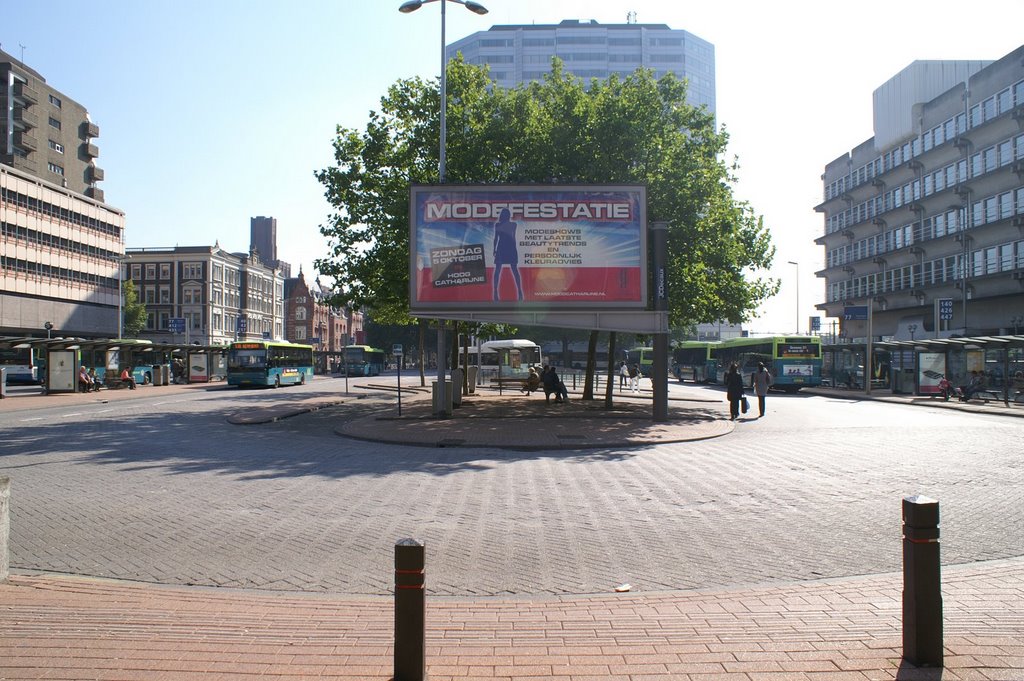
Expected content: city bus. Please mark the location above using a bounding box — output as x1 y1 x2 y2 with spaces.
0 345 44 384
343 345 386 376
624 346 654 377
671 341 717 383
457 339 542 378
226 341 314 387
711 336 822 392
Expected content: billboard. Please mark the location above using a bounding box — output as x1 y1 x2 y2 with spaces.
409 185 647 311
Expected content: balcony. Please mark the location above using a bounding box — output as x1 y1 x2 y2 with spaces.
13 82 39 105
82 142 99 158
12 108 38 130
83 121 100 138
13 130 38 152
85 187 105 202
89 165 104 182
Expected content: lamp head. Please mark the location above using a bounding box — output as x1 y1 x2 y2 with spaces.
464 0 489 14
398 0 422 12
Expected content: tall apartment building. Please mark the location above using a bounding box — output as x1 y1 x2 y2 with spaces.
1 49 122 338
249 215 292 279
816 45 1024 339
124 245 284 346
447 18 715 113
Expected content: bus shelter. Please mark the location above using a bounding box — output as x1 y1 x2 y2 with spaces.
0 336 230 392
874 334 1024 404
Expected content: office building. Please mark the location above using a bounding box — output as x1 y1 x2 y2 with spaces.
816 45 1024 339
447 18 715 113
249 216 292 279
124 244 284 346
1 49 122 338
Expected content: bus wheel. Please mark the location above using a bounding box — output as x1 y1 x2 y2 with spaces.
143 372 152 385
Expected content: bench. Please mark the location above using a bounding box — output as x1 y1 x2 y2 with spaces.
104 377 130 390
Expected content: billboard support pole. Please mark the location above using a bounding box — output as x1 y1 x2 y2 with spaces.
651 221 669 422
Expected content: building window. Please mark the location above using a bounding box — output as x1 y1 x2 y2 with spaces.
48 117 61 130
145 264 157 279
48 140 64 154
49 94 62 108
183 286 201 304
159 286 170 304
295 307 307 321
295 327 306 340
160 263 171 279
47 162 64 176
146 312 156 330
144 287 156 304
130 264 142 280
159 311 169 330
183 263 202 280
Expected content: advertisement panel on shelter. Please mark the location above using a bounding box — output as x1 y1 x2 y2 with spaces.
409 185 647 310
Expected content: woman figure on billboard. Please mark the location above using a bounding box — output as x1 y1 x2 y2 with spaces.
492 208 524 301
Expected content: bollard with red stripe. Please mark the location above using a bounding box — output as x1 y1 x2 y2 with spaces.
394 538 426 681
902 495 943 667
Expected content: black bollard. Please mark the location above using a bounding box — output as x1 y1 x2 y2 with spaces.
902 495 943 667
394 538 426 681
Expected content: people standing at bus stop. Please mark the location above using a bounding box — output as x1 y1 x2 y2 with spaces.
618 361 629 391
750 361 772 418
725 362 745 420
628 363 640 393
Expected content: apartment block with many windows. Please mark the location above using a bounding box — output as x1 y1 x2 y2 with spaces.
1 50 121 338
447 19 715 113
125 245 284 346
816 45 1024 339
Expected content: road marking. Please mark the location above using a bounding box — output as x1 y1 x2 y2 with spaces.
62 413 82 418
20 417 43 422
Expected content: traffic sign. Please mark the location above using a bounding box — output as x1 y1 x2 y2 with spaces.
843 305 868 321
938 298 954 321
392 344 403 356
309 337 321 344
236 318 247 333
169 317 186 333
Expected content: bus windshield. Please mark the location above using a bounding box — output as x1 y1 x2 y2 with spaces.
227 348 267 370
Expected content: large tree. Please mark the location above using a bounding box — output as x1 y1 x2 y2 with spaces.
315 57 776 343
122 280 147 338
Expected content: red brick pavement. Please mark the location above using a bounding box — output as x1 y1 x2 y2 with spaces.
1 557 1022 680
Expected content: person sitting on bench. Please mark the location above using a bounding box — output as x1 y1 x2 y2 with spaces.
120 367 137 390
521 366 541 394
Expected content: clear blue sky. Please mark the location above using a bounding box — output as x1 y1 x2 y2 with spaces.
4 0 1022 333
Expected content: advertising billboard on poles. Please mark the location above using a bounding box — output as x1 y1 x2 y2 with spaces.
409 184 647 312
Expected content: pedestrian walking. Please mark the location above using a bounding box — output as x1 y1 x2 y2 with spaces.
725 362 744 420
618 361 629 390
750 361 772 417
629 363 640 393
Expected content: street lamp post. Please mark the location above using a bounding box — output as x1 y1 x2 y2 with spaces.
44 321 53 339
909 323 917 341
116 257 124 338
787 261 799 334
399 0 488 418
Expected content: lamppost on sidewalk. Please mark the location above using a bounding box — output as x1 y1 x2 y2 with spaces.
787 260 800 334
399 0 489 417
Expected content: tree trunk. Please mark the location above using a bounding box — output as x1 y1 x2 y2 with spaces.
604 331 617 408
582 330 599 400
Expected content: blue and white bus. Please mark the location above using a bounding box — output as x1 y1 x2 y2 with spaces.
0 345 44 384
343 345 386 376
227 341 314 387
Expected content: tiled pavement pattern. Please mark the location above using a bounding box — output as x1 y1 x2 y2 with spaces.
1 557 1022 680
1 379 1023 679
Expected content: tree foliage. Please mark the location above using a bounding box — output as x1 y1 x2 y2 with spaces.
121 280 147 338
315 57 777 330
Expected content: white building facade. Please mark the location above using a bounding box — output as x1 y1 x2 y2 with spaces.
816 45 1024 340
447 19 715 113
125 245 284 347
